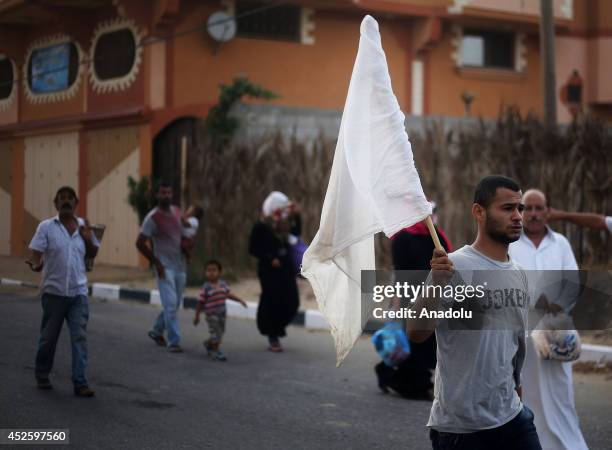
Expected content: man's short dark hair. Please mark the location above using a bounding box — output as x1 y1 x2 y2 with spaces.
474 175 521 208
158 180 172 191
206 260 222 271
54 186 78 203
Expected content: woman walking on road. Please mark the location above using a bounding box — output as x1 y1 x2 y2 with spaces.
249 192 300 352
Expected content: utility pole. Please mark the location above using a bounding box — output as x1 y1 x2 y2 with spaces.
540 0 557 128
180 135 188 208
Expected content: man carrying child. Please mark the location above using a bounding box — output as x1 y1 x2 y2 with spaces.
181 205 203 262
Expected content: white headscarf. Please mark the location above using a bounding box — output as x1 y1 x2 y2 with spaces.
262 191 291 218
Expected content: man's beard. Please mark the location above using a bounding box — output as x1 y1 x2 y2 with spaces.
486 218 519 245
488 229 516 245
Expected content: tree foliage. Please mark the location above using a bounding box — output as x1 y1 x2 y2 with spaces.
203 77 278 151
127 175 154 225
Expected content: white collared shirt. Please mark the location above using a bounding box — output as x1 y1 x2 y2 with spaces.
29 215 100 297
606 216 612 232
509 226 578 311
509 226 578 271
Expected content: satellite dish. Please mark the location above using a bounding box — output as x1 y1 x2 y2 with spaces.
207 11 237 43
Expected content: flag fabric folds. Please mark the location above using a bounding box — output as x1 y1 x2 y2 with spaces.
301 15 432 365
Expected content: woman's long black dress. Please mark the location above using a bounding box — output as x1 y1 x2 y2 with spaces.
249 221 299 338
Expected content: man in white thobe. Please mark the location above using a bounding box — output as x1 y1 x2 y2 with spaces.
509 189 588 450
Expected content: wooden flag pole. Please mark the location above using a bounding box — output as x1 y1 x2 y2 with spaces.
425 216 444 252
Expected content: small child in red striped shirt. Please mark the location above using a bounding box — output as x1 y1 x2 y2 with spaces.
193 260 246 361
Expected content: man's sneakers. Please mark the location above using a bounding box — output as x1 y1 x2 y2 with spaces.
74 385 95 397
148 332 182 352
36 378 53 390
148 331 167 347
37 378 95 397
214 351 227 362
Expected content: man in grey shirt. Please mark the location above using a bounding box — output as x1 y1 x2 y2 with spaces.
136 182 186 353
409 175 541 450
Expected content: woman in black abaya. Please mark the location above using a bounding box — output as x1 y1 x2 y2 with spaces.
249 192 300 352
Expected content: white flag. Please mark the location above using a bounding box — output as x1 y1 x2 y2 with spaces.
301 15 432 365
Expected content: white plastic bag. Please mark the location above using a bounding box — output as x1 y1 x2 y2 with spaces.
531 312 581 362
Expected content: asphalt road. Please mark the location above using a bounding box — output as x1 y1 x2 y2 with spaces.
0 285 610 450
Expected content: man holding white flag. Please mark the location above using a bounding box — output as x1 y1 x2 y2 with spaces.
302 15 542 450
301 15 432 365
409 175 541 450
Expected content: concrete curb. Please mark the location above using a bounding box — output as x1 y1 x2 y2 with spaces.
1 278 39 289
580 344 612 364
0 278 330 331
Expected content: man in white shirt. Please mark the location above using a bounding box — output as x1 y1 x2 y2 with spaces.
509 189 588 450
26 186 100 397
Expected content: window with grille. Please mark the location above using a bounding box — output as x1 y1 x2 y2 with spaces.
93 28 136 80
27 42 79 94
0 58 13 99
236 1 301 42
461 29 514 70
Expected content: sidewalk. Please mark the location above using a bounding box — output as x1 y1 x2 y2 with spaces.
0 255 318 309
0 254 327 331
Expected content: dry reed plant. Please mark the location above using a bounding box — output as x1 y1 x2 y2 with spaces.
185 107 610 280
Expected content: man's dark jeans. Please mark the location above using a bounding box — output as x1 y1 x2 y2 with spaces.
35 293 89 387
430 406 542 450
